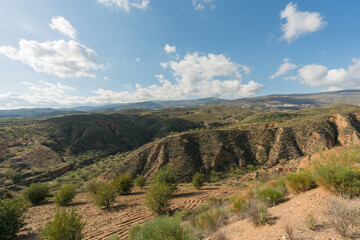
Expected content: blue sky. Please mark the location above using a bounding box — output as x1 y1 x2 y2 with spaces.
0 0 359 109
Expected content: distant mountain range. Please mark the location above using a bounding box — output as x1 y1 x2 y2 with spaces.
1 89 360 119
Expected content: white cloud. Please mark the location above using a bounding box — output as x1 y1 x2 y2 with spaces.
0 52 263 109
97 0 149 12
193 0 215 10
0 39 103 78
135 57 141 62
49 16 77 39
270 58 298 79
164 44 176 54
280 2 326 42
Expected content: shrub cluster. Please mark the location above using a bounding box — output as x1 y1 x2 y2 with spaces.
23 183 49 205
192 171 205 190
231 195 249 216
152 165 178 192
247 199 269 226
286 170 317 194
129 216 195 240
145 182 173 214
256 187 285 206
87 180 116 209
42 208 86 240
112 174 133 195
314 165 360 197
0 198 28 240
134 175 147 189
54 183 76 206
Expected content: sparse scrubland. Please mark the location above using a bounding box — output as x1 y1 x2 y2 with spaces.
1 105 360 239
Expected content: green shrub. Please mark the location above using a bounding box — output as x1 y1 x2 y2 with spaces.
231 195 249 215
89 181 117 209
23 183 49 205
305 213 317 231
54 183 76 206
153 165 178 192
256 187 284 206
286 170 316 194
145 183 173 215
86 179 102 195
10 170 22 184
192 172 205 190
314 165 360 197
112 174 133 195
129 216 195 240
0 198 28 240
42 208 86 240
134 175 147 189
105 235 121 240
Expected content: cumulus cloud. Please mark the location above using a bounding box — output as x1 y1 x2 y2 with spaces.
135 57 141 62
164 44 176 54
0 39 103 78
49 16 77 38
270 58 298 79
97 0 149 12
193 0 215 10
280 2 326 42
0 53 263 109
297 59 360 90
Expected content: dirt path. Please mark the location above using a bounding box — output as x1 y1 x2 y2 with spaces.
18 185 240 240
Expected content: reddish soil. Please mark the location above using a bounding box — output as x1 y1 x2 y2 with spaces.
17 185 240 240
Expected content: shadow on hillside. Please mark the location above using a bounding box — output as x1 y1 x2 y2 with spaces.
267 216 279 226
174 191 202 198
69 201 88 207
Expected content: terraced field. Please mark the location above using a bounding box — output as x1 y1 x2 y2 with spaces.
17 185 240 240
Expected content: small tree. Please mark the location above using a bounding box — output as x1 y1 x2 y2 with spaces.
54 183 76 206
192 171 205 190
42 208 86 240
112 174 133 195
153 165 178 192
134 175 147 189
145 183 173 215
23 183 49 205
88 181 117 209
0 198 28 240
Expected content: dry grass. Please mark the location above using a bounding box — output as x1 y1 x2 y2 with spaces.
325 198 360 239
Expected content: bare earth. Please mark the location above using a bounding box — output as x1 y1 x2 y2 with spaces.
18 186 240 240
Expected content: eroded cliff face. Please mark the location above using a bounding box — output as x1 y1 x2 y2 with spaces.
112 113 360 182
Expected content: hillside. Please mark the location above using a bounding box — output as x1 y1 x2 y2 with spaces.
109 105 360 181
1 89 360 119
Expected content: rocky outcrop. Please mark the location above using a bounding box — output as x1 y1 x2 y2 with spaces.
112 112 360 182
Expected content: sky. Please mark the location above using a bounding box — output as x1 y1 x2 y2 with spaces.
0 0 360 109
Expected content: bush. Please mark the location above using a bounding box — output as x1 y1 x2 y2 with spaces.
112 174 133 195
23 183 49 205
0 198 28 240
305 213 317 231
129 216 195 240
10 170 22 184
42 208 86 240
286 170 316 194
194 206 228 234
145 183 173 215
105 235 121 240
134 175 147 189
256 187 284 206
231 195 249 216
247 199 268 226
54 183 76 206
192 172 205 190
88 181 117 209
314 165 360 197
86 179 102 195
153 165 178 192
325 198 360 239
